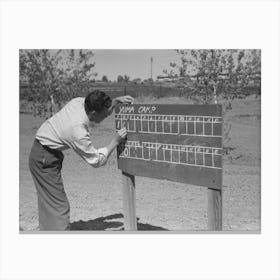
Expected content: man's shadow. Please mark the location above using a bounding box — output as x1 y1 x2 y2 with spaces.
70 213 168 231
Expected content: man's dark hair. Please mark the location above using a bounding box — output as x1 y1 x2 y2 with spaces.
84 90 112 113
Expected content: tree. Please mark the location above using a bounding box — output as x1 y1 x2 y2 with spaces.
132 78 142 84
20 49 97 105
102 75 109 82
166 49 261 102
117 75 124 83
124 74 130 83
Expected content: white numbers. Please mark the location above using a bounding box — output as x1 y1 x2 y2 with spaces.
123 147 129 157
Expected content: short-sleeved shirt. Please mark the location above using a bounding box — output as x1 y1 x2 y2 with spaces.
36 97 108 168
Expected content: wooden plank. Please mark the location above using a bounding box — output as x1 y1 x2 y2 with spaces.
118 157 222 190
122 171 137 230
207 188 222 230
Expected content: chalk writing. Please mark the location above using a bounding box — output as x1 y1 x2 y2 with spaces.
115 113 222 137
119 140 222 169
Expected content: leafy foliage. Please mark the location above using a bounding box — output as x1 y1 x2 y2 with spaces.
124 75 130 83
165 49 261 102
20 49 97 105
117 75 124 83
102 75 109 82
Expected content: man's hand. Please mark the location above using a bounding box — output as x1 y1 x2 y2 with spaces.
113 95 134 106
106 127 128 159
107 95 134 115
115 127 127 144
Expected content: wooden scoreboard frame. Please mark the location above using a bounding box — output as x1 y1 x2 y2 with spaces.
115 104 223 231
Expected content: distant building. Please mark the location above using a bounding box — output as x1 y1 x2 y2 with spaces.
156 75 178 82
156 75 195 85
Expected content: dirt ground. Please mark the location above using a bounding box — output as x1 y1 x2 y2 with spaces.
19 96 261 231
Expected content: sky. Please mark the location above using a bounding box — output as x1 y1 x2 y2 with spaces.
93 49 181 81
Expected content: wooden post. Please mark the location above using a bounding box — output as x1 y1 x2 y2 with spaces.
207 188 222 230
208 93 222 231
122 171 137 230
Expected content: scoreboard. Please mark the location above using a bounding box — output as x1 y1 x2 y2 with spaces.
115 104 223 190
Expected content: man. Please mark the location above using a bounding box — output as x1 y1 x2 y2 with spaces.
29 90 134 231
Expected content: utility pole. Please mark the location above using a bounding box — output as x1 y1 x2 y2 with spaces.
150 57 153 81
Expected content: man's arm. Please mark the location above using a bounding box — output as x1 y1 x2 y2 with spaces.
108 95 134 114
106 127 127 158
71 125 127 168
112 95 134 107
72 95 132 167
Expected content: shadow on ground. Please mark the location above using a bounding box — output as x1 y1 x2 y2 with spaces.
70 213 168 231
